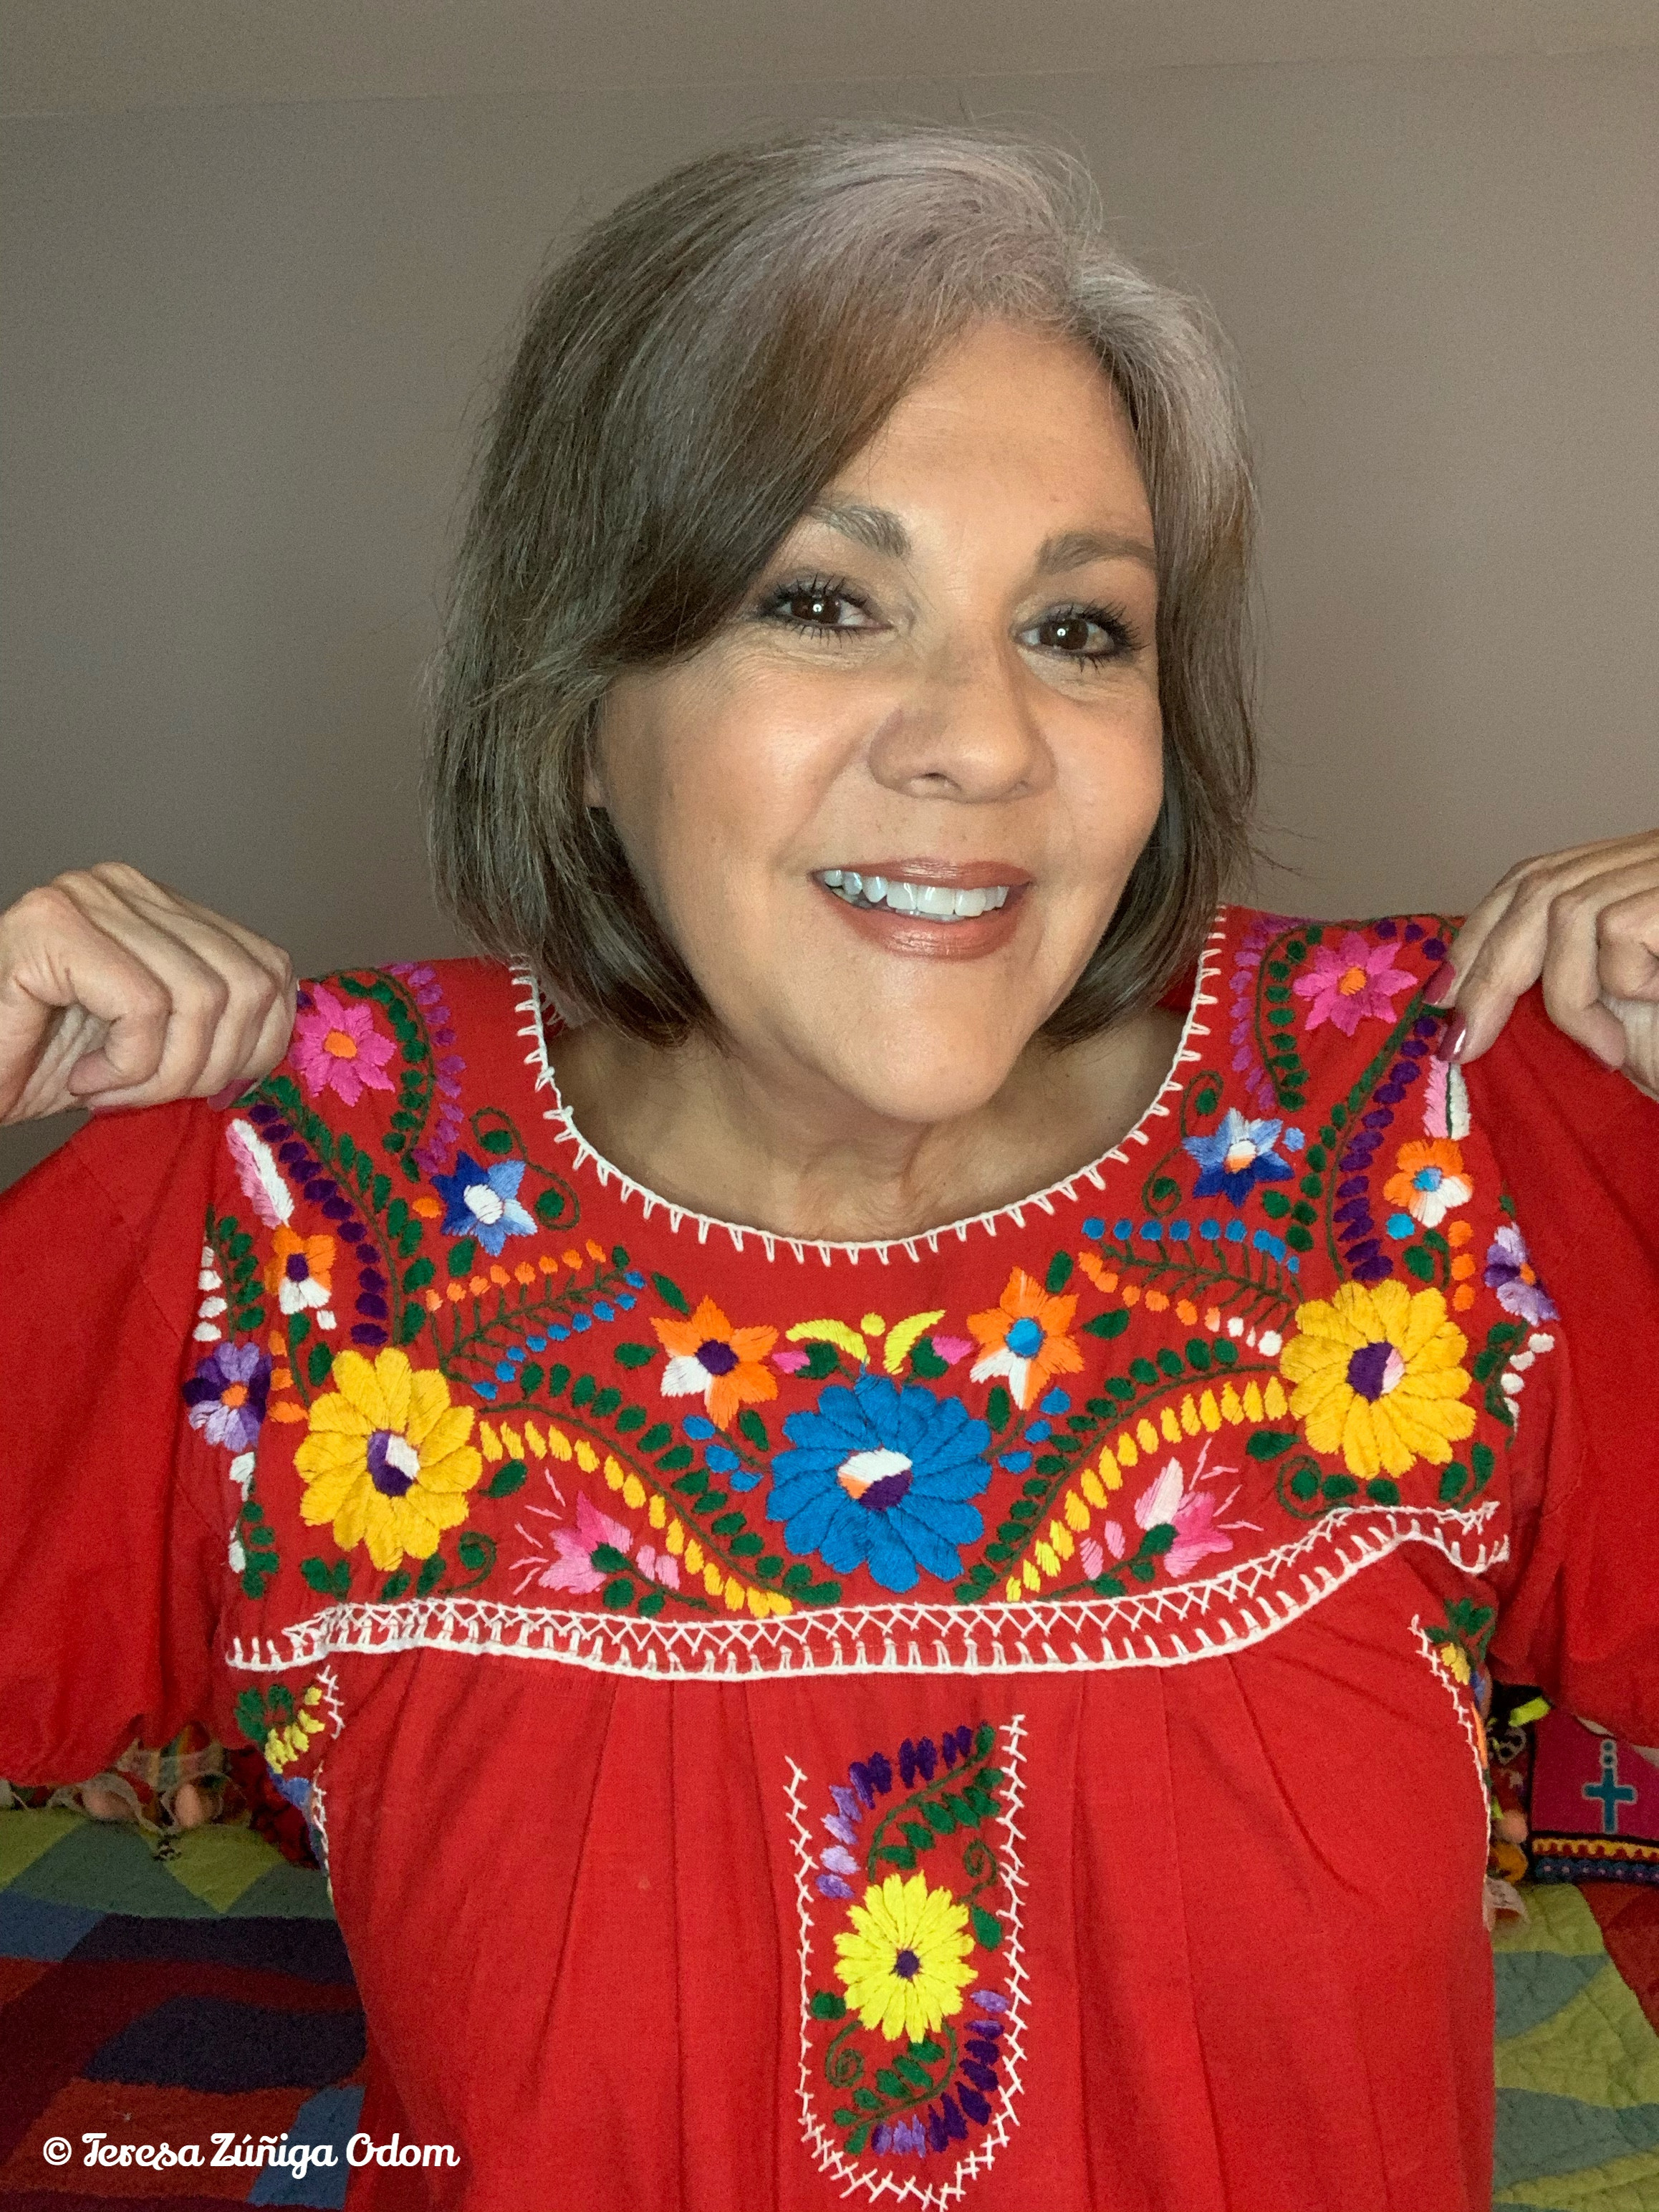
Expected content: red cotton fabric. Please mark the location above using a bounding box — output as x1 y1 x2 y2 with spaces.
1 905 1655 2212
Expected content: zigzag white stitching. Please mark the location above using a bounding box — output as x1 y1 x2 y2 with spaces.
228 1504 1506 1681
788 1717 1028 2206
514 915 1230 1266
1411 1615 1491 1819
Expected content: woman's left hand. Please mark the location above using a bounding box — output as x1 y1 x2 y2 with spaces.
1438 829 1659 1099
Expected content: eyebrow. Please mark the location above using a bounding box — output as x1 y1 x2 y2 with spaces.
803 499 1157 576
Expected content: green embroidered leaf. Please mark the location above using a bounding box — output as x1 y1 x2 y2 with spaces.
1128 1356 1158 1387
782 1562 813 1592
894 2055 932 2088
1044 1250 1074 1294
656 1445 693 1472
1285 1226 1314 1253
728 1533 764 1557
615 1404 645 1432
651 1271 690 1315
601 1577 636 1610
756 1554 784 1579
1212 1338 1239 1367
973 1721 996 1756
592 1386 622 1417
299 1557 337 1594
288 1313 312 1351
1289 1465 1321 1501
1246 1430 1297 1461
371 1173 391 1211
841 2123 870 2157
698 1491 728 1515
970 1905 1004 1950
1404 1245 1436 1284
673 1471 708 1499
986 1385 1013 1433
636 1586 666 1616
485 1459 527 1499
532 1186 571 1228
1084 1308 1131 1342
921 1799 955 1834
385 1197 409 1236
590 1544 633 1574
1471 1441 1496 1490
545 1362 569 1397
519 1362 544 1397
1127 1556 1157 1584
402 1257 435 1292
447 1238 477 1276
710 1511 745 1537
1139 1522 1176 1556
306 1343 334 1389
852 2089 883 2114
398 1307 427 1345
910 2037 945 2063
572 1373 597 1409
235 1688 267 1740
908 1339 949 1379
738 1408 770 1451
810 1990 848 2021
1154 1347 1183 1379
1365 1476 1400 1505
803 1341 842 1380
614 1342 657 1368
480 1127 514 1155
1439 1461 1470 1502
380 1570 413 1601
1322 1474 1358 1503
456 1531 492 1574
875 2069 908 2099
1259 1191 1291 1219
900 1820 933 1853
876 1844 916 1870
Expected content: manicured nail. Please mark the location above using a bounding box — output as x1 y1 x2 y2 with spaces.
1433 1014 1467 1065
208 1082 244 1110
1423 961 1458 1006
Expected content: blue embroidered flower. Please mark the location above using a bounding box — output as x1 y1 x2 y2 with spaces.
768 1375 991 1594
1183 1109 1297 1206
430 1152 537 1255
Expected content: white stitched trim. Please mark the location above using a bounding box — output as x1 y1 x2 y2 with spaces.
512 913 1230 1265
228 1505 1506 1682
787 1716 1028 2206
1410 1617 1492 1862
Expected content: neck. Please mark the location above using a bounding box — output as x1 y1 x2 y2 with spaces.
546 1005 1186 1245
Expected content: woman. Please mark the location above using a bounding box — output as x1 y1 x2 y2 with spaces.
1 125 1655 2212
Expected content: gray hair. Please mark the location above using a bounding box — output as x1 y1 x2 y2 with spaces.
428 120 1257 1042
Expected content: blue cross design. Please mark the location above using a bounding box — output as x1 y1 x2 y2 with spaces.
1582 1739 1640 1836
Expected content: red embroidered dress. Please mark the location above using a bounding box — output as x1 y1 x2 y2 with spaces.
3 908 1656 2212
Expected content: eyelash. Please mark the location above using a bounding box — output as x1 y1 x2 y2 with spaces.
754 572 1144 666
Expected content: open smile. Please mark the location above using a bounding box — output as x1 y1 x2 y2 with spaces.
811 861 1031 957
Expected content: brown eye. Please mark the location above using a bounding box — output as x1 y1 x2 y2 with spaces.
786 589 850 626
1036 615 1097 655
1019 604 1139 665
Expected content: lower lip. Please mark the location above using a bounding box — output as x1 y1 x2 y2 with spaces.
815 883 1028 960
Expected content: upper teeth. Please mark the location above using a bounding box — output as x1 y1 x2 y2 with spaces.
818 870 1010 919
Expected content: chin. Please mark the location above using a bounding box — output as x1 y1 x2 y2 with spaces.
824 1019 1029 1127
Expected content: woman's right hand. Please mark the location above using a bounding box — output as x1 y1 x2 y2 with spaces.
0 862 297 1124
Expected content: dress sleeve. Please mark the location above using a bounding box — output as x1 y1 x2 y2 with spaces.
0 1102 232 1782
1473 987 1659 1744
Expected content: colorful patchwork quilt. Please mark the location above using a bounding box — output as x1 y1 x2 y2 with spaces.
2 1809 1658 2206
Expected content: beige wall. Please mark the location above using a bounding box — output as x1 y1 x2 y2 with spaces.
3 49 1657 1188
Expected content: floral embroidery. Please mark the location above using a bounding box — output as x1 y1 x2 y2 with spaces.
771 1375 992 1593
431 1152 537 1256
182 1342 271 1451
266 1226 337 1323
1485 1223 1559 1324
967 1266 1083 1409
294 1347 484 1572
291 982 398 1107
793 1717 1024 2193
1100 1440 1259 1579
1183 1107 1301 1206
1279 1280 1475 1478
1383 1138 1473 1231
1292 931 1415 1035
653 1294 778 1428
511 1482 681 1597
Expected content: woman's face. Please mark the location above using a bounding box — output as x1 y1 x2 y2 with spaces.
590 319 1165 1126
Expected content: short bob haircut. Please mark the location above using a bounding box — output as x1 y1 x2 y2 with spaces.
428 120 1257 1044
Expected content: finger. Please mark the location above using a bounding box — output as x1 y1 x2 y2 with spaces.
1537 883 1629 1072
1438 878 1524 1010
1593 884 1659 1003
57 895 284 1104
1447 888 1555 1067
0 888 175 1116
95 875 297 1092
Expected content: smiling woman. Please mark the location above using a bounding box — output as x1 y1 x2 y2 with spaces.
0 120 1657 2212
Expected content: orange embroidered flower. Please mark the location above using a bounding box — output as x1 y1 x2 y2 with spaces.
265 1228 335 1319
1383 1138 1473 1229
966 1266 1084 1410
653 1297 778 1429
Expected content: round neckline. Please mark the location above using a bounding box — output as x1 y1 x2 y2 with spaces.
511 910 1228 1266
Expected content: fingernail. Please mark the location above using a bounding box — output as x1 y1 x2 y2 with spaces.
208 1083 244 1110
1433 1014 1467 1065
1423 961 1458 1006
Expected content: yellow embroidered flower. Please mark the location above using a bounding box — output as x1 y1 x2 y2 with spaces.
833 1872 976 2044
294 1348 483 1572
264 1686 326 1771
1279 1280 1476 1480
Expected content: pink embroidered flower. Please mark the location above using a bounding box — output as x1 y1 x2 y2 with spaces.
291 983 398 1107
511 1488 681 1596
1292 933 1416 1037
1133 1444 1259 1579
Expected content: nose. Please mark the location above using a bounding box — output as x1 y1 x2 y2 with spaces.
865 637 1051 804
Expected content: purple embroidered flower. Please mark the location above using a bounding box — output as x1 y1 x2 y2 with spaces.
181 1342 271 1451
1484 1224 1558 1324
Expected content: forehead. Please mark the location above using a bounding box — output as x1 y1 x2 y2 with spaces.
821 319 1150 529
